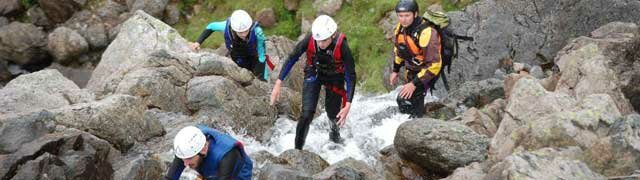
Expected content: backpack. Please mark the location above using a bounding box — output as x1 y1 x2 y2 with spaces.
423 10 474 92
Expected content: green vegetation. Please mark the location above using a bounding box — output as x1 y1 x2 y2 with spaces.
174 0 475 93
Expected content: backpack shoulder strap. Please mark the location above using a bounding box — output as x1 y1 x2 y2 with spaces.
333 33 346 61
305 35 316 66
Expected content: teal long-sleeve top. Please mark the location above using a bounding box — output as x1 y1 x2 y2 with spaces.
196 21 268 79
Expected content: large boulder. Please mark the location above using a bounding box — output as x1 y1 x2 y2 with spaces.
0 130 120 180
87 10 191 98
489 76 576 164
46 26 89 64
0 69 93 116
278 149 329 175
505 76 577 123
126 0 169 19
486 147 605 180
0 110 56 154
187 75 277 141
445 0 640 92
554 22 640 114
394 118 490 175
0 22 49 66
51 94 165 151
114 50 194 114
491 78 640 176
39 0 82 24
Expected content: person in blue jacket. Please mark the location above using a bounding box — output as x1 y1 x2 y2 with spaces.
164 125 253 180
190 10 269 81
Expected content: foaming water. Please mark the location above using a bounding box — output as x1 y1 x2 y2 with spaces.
229 88 437 166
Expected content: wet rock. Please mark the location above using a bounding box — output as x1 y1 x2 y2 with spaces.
278 149 329 175
424 102 457 121
394 118 489 174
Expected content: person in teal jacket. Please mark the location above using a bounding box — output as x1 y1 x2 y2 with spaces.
190 10 269 81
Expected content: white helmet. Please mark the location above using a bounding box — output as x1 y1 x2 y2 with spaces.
173 126 207 159
230 10 253 32
311 15 337 40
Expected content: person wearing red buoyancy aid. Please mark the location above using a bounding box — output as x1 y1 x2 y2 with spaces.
269 15 357 150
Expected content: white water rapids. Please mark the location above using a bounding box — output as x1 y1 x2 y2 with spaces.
230 88 438 167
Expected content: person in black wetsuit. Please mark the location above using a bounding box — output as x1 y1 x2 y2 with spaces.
269 15 357 150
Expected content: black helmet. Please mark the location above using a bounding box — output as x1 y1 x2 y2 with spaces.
395 0 419 14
